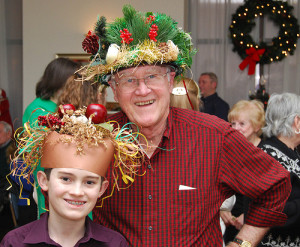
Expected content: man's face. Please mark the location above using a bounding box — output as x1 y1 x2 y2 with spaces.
110 65 175 129
0 123 11 146
198 75 216 98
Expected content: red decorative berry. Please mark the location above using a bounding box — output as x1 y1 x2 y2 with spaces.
146 15 156 24
38 115 64 129
85 104 107 124
149 24 158 42
82 30 99 55
58 104 76 118
120 28 133 44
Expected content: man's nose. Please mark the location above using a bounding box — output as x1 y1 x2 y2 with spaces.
135 79 151 94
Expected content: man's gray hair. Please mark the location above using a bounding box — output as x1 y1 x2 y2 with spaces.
200 72 218 84
263 93 300 138
0 121 12 134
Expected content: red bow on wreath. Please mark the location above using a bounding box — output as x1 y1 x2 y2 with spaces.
239 47 265 75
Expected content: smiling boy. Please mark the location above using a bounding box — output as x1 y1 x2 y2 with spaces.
0 105 144 247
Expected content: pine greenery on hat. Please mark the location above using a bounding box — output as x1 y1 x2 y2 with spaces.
80 4 196 84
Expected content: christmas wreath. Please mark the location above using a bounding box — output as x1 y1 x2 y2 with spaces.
229 0 300 74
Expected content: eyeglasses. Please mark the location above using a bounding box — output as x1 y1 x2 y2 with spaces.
113 72 169 93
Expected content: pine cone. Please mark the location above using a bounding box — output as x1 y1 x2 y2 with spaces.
82 35 99 55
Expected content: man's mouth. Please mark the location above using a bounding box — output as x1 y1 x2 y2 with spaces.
65 199 86 206
135 100 155 106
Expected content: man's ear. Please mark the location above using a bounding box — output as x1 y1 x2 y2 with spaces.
37 171 49 192
108 80 119 102
98 180 109 198
212 81 217 90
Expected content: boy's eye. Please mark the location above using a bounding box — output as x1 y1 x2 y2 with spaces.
61 177 70 182
86 181 95 185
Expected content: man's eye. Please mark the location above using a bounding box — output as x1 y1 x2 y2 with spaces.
126 78 136 83
148 74 157 79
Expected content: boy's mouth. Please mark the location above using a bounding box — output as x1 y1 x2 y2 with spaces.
65 199 86 205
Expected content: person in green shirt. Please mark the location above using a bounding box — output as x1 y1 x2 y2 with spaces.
22 57 80 218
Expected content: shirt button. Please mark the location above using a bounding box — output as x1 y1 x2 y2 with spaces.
147 164 151 169
148 195 152 200
148 226 152 231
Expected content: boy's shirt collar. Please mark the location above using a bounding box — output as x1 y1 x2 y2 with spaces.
23 212 113 245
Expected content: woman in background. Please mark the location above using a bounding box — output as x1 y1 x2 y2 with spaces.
228 100 265 146
170 77 202 111
223 99 265 244
257 92 300 247
22 57 80 219
58 77 107 108
22 58 80 126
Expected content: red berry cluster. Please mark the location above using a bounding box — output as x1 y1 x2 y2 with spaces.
38 115 64 129
82 30 99 55
120 29 133 44
146 15 156 24
149 24 158 42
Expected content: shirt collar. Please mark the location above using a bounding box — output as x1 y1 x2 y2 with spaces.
23 212 56 245
23 212 110 245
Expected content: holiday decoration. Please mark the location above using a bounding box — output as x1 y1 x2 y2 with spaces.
239 47 265 75
249 84 270 110
229 0 300 73
85 104 107 124
79 5 196 84
82 30 99 55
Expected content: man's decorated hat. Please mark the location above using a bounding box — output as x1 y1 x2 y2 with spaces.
79 4 196 84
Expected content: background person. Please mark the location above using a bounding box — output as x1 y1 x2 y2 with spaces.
22 57 80 218
0 121 13 211
170 77 203 111
0 89 13 131
223 100 266 244
58 77 107 108
22 57 80 127
198 72 229 121
256 92 300 247
79 5 291 246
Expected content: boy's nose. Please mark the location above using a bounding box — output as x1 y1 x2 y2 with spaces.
70 183 84 196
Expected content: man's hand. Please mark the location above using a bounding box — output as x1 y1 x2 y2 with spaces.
226 224 270 247
220 210 236 226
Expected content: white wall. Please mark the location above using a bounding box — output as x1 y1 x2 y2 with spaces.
23 0 185 109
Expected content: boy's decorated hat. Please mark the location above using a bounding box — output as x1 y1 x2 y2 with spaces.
79 4 196 84
10 104 145 204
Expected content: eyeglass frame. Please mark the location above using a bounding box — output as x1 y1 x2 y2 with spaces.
110 66 175 92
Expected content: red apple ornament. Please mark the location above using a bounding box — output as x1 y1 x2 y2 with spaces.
58 104 76 118
85 104 107 124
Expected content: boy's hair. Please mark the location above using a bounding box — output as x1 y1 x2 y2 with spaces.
43 168 52 180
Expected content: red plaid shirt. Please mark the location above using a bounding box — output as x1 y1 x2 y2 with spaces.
93 107 291 246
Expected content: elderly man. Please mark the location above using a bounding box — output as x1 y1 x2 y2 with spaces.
80 5 291 247
198 72 229 121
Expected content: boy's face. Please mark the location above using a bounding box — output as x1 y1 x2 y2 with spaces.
38 168 108 221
